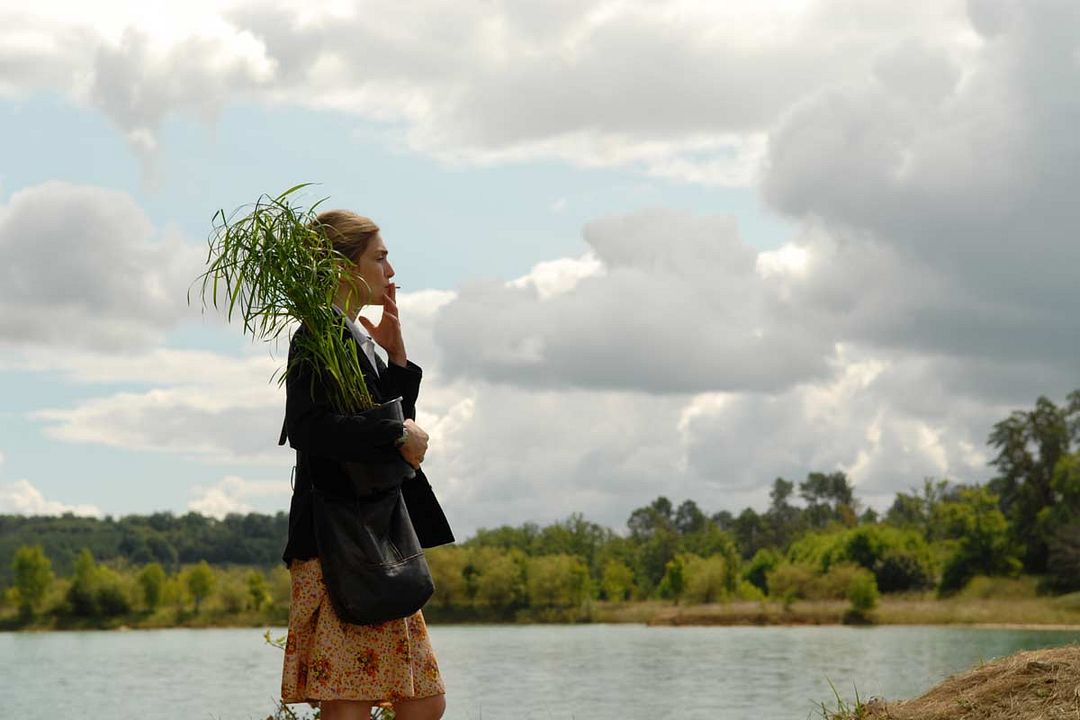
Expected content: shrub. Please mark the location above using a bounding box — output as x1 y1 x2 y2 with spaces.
11 545 53 618
847 568 879 614
873 548 934 593
766 563 816 600
743 548 781 595
600 559 634 602
525 555 591 608
682 556 728 604
811 564 863 601
137 563 166 611
65 549 133 618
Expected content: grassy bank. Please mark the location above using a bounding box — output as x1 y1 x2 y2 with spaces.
6 592 1080 631
823 644 1080 720
599 594 1080 628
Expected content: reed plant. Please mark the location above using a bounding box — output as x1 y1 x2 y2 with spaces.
191 184 375 412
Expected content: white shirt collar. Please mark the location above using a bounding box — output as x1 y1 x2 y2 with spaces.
331 304 373 343
330 305 380 376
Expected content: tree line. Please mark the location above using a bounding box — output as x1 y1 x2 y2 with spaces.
3 390 1077 625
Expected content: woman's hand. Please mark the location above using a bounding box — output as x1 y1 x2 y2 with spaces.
357 284 407 366
398 418 429 469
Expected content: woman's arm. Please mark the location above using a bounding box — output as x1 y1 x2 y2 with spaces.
283 332 404 461
380 360 422 419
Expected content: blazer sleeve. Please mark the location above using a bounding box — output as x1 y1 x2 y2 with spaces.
281 330 405 461
379 360 422 420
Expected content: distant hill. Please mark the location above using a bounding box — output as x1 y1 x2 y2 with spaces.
0 511 289 585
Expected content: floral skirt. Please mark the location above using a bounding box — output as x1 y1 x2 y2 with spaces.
281 557 445 706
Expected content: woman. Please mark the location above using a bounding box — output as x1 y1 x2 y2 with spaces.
278 210 454 720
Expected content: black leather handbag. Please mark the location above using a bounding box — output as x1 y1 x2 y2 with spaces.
309 397 435 625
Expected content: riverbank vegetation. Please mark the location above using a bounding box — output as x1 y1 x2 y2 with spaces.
3 391 1079 630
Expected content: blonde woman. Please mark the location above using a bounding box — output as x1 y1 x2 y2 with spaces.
278 210 454 720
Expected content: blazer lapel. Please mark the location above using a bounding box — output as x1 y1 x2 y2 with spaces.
349 334 385 403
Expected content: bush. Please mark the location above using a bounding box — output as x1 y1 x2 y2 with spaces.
526 554 591 608
11 545 53 618
682 556 728 604
471 549 526 610
811 564 863 600
743 548 781 595
656 555 687 602
93 566 134 617
847 568 879 613
65 549 133 618
427 546 469 609
600 559 634 602
766 563 816 600
874 548 934 593
137 563 166 610
733 580 766 602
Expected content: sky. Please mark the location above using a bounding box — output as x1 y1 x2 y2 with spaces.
1 0 1077 537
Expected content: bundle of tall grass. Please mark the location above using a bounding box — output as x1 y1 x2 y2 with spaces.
194 184 375 412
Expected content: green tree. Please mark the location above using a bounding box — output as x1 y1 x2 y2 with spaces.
185 561 216 614
427 546 470 609
674 500 707 535
938 487 1022 593
1042 451 1080 592
627 497 675 540
471 549 525 610
525 555 591 608
683 555 729 604
600 559 634 602
987 391 1080 573
657 555 687 602
11 545 53 618
847 568 879 615
137 563 166 611
743 548 782 595
634 527 680 593
66 548 100 617
246 570 271 611
800 471 856 529
731 507 767 559
65 548 131 618
764 477 804 550
885 478 950 541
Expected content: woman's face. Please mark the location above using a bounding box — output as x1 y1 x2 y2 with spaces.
343 232 395 306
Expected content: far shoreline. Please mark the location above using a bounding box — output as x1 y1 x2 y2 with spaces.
6 596 1080 633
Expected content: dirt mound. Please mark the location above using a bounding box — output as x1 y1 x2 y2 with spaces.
846 644 1080 720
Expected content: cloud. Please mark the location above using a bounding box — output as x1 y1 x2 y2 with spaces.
0 478 103 517
434 208 835 394
31 376 286 466
1 0 971 183
0 181 204 352
758 0 1080 375
25 289 455 467
5 0 1079 535
188 474 291 519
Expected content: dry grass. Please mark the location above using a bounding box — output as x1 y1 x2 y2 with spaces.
593 595 1080 629
831 644 1080 720
642 600 852 626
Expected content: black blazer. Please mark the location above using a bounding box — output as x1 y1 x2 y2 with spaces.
278 322 454 565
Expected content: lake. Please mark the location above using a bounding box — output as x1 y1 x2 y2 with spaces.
2 624 1077 719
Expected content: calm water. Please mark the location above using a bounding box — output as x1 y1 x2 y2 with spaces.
2 624 1077 720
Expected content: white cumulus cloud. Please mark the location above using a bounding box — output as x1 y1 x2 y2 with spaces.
0 478 103 517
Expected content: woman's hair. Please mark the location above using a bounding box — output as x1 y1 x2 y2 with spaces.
311 210 380 262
